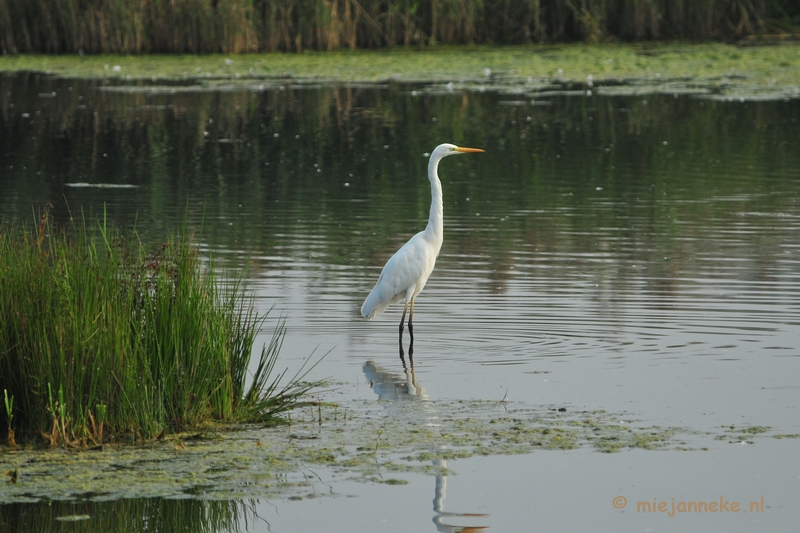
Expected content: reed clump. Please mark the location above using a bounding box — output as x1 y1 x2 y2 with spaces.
0 211 315 447
0 1 797 55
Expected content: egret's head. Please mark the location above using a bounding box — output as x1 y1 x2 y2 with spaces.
431 143 483 157
432 143 485 159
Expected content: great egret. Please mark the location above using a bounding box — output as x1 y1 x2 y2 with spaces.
361 143 484 355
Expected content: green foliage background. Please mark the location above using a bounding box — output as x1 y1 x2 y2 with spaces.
1 0 798 54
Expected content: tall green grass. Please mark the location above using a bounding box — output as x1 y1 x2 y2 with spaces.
0 210 315 446
0 1 797 54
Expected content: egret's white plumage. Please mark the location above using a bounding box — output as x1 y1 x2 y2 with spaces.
361 144 484 335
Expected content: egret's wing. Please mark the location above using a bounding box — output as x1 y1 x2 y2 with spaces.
361 234 433 319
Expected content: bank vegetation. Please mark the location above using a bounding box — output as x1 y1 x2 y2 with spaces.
0 211 315 447
1 0 798 55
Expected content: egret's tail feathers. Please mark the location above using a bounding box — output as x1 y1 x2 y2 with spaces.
361 295 390 320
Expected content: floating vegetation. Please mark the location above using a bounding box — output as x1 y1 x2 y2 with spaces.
715 425 773 443
0 394 785 503
2 43 798 102
0 210 317 447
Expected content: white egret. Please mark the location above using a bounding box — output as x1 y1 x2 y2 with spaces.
361 143 484 354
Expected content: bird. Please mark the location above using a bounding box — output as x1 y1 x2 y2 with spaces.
361 143 484 357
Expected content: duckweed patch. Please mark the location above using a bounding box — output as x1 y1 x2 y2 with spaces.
1 43 799 101
716 425 773 444
1 397 786 503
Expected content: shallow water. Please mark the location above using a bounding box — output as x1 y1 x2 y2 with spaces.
1 71 800 531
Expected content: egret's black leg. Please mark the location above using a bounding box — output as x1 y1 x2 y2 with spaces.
407 298 415 360
408 298 415 343
399 299 410 360
399 302 413 345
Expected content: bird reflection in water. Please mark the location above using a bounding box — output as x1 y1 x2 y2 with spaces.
432 447 489 533
363 360 426 401
363 361 489 532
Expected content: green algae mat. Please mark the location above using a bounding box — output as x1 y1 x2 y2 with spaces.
1 43 799 100
1 398 793 502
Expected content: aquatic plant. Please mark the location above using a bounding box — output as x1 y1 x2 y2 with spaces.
0 210 316 446
0 1 797 54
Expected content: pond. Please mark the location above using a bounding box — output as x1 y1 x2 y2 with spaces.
1 70 799 532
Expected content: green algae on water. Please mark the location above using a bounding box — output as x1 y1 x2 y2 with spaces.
1 43 799 101
1 397 787 503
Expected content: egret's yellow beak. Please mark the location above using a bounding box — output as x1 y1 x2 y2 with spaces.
454 146 485 153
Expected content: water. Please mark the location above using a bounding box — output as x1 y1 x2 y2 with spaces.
2 71 800 531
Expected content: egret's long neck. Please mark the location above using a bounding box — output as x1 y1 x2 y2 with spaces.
425 154 445 245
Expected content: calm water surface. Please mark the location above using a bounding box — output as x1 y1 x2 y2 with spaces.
1 72 799 531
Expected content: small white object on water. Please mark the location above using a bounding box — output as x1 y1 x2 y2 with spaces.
65 183 138 189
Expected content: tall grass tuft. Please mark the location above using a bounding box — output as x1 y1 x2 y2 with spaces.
0 210 316 446
1 1 797 54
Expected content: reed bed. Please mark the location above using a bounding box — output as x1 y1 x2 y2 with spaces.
0 1 797 55
0 211 315 447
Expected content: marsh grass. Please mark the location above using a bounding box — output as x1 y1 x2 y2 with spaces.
0 210 316 447
0 1 797 54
